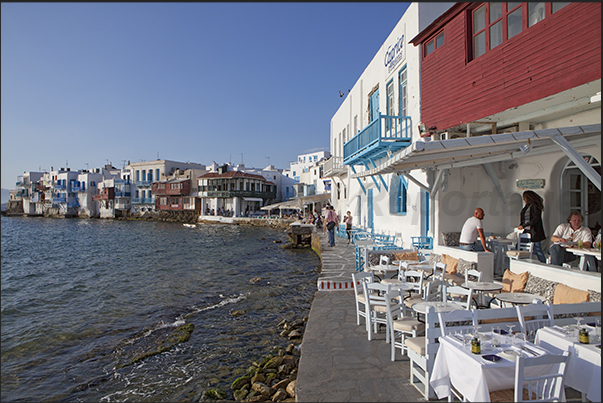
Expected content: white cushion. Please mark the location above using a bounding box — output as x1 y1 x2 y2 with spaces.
393 317 425 333
404 336 426 355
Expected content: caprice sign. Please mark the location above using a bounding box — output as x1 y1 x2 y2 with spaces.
384 35 405 73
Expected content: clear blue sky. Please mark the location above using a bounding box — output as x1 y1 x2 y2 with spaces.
1 2 411 191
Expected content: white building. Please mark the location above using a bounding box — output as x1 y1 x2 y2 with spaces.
127 159 206 214
326 3 455 245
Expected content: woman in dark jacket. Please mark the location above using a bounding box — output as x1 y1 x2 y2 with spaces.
518 190 546 263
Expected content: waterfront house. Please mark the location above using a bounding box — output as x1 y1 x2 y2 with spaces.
127 159 206 215
152 167 206 219
325 2 455 245
197 164 277 217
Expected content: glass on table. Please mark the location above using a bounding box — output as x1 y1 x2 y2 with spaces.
505 324 515 344
491 326 501 348
513 332 526 347
462 333 473 350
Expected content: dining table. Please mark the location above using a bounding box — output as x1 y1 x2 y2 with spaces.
460 281 503 309
494 292 546 307
565 247 601 272
535 325 601 401
366 263 400 281
412 300 465 315
430 331 560 402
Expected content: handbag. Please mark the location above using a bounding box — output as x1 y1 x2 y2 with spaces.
326 221 337 231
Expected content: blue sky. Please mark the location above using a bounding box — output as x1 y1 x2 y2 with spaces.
1 2 411 191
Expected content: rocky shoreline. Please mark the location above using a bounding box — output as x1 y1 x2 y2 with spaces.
198 317 307 402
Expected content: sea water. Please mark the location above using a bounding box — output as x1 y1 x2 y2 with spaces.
1 216 320 402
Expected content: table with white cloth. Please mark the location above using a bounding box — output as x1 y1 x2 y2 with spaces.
431 333 561 402
412 301 465 315
565 247 601 272
535 326 601 401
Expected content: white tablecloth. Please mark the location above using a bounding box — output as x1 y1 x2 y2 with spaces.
431 334 561 402
535 326 601 401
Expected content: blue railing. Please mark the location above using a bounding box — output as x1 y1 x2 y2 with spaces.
343 114 412 165
135 180 152 187
114 191 131 197
53 197 67 204
54 184 67 190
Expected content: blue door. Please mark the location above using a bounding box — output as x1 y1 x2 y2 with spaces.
369 90 380 122
368 189 374 232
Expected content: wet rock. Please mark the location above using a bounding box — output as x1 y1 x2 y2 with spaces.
232 309 247 317
271 379 290 391
285 380 296 398
203 388 227 400
252 382 273 397
263 356 283 370
249 277 262 284
271 389 288 402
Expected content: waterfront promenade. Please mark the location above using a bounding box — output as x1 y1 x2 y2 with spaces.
295 231 584 402
296 233 426 402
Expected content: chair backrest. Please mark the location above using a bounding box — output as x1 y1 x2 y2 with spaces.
363 281 392 312
549 301 601 326
516 301 554 342
512 352 570 402
402 269 424 294
352 271 374 298
517 232 532 251
438 309 476 336
464 268 482 283
474 306 522 333
380 255 390 265
424 279 444 302
445 285 474 310
433 262 447 282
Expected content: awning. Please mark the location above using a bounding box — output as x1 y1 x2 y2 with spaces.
299 193 331 205
260 199 301 211
351 124 601 190
243 197 263 202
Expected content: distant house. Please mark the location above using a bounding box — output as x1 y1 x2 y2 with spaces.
197 164 276 217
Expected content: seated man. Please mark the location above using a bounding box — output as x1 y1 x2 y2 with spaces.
459 207 491 252
549 210 593 266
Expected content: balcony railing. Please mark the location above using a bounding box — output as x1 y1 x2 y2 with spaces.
196 190 276 199
114 191 131 197
135 180 152 187
322 156 348 177
131 197 154 204
71 185 85 192
54 184 67 191
53 197 67 205
343 114 412 166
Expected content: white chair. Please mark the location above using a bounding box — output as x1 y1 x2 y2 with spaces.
464 268 482 283
351 271 374 326
423 278 445 302
444 285 474 310
516 301 554 342
489 352 570 402
506 232 533 260
432 261 447 282
384 288 425 361
362 281 395 341
438 308 476 337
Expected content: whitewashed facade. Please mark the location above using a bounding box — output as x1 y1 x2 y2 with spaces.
327 3 455 246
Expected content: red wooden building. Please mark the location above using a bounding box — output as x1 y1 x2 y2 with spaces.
152 178 197 212
410 2 601 135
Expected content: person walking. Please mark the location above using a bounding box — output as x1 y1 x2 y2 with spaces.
343 211 353 244
517 190 546 263
325 206 339 247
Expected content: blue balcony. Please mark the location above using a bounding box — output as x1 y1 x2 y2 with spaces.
135 180 152 187
343 115 412 166
71 185 85 192
115 191 131 197
54 184 67 191
53 197 67 205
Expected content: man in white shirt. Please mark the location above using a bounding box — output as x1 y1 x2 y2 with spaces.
549 210 593 266
459 207 491 252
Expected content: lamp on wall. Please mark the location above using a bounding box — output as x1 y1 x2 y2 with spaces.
418 123 428 135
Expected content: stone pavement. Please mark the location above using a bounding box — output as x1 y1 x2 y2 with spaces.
296 232 427 402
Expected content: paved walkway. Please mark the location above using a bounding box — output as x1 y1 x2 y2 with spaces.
296 232 427 402
296 231 583 402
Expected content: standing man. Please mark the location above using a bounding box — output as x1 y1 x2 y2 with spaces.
325 206 339 247
549 210 593 267
459 207 491 252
